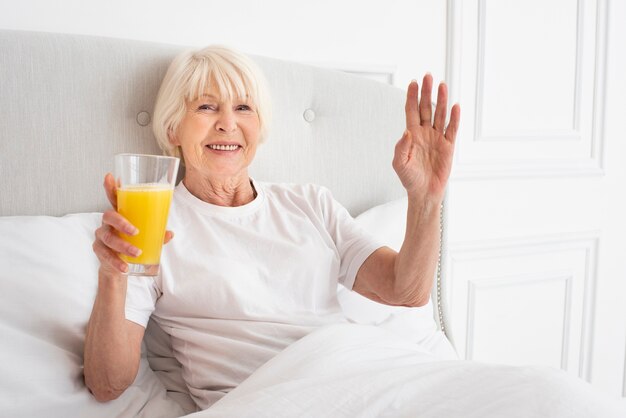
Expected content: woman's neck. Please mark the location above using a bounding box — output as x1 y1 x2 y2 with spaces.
182 171 256 207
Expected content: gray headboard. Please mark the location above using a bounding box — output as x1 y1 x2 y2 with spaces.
0 30 406 217
0 30 450 336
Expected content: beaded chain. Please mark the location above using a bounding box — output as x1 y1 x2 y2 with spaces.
436 200 447 337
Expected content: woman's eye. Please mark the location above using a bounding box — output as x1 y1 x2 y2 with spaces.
198 104 216 111
236 105 252 111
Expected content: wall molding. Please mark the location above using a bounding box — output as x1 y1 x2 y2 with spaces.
447 231 599 261
623 340 626 397
473 0 584 142
445 231 599 379
465 272 574 369
450 158 604 180
590 0 609 177
448 0 608 179
446 0 462 106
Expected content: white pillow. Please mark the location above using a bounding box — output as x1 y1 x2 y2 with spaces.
354 197 409 252
339 197 457 359
0 213 184 418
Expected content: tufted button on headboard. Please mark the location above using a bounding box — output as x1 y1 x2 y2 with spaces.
136 111 152 127
303 108 316 122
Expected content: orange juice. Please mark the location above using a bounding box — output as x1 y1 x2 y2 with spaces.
117 185 174 265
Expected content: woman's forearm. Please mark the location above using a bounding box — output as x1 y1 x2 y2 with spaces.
84 272 141 402
393 194 442 307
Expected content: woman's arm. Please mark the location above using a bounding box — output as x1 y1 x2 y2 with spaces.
352 74 459 307
84 273 145 401
352 196 441 307
84 174 168 401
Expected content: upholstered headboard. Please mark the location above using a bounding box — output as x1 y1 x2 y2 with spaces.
0 30 450 337
0 30 406 217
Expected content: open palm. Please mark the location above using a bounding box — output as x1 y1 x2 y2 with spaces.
393 74 460 201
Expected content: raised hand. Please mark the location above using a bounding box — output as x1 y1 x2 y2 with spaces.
392 74 460 202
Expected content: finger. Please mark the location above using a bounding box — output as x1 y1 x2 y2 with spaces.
92 238 129 273
433 82 448 132
445 103 461 144
104 173 118 210
102 209 138 236
96 224 142 258
99 210 141 256
405 80 420 130
419 74 433 127
164 230 174 244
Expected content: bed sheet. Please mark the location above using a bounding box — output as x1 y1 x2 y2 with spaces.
186 323 626 418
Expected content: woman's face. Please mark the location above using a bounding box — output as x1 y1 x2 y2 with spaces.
171 92 261 180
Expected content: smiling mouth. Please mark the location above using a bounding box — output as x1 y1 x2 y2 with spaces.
206 144 241 151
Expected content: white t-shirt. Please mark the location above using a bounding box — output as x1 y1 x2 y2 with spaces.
125 180 382 409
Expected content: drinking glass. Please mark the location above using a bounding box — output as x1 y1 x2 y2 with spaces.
115 153 180 276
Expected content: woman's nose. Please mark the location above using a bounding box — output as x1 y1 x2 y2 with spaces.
216 109 237 133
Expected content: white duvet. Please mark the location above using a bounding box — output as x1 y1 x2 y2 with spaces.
187 324 625 418
2 213 624 418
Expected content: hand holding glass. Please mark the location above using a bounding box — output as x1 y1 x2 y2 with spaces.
115 154 180 276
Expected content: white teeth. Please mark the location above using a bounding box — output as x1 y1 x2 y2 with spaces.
208 144 239 151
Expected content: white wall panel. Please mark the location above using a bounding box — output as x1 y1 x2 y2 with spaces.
444 2 623 397
478 0 578 136
467 273 573 369
450 0 607 178
445 232 598 379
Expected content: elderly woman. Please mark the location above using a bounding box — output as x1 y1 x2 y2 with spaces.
84 46 460 410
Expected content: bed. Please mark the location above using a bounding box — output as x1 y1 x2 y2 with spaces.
0 29 623 418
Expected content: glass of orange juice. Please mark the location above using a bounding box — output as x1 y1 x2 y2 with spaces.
115 153 180 276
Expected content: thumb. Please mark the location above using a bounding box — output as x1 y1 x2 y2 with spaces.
393 129 413 166
104 173 118 210
164 230 174 244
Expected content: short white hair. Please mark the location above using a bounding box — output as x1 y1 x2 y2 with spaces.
152 45 272 160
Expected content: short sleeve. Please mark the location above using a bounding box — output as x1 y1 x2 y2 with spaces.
318 187 385 290
125 276 159 328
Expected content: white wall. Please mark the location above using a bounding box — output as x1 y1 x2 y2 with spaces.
0 0 447 89
443 0 626 399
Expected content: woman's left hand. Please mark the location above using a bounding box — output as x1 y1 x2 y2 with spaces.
393 74 460 202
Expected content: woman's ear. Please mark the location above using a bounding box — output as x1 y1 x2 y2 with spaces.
168 128 180 146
